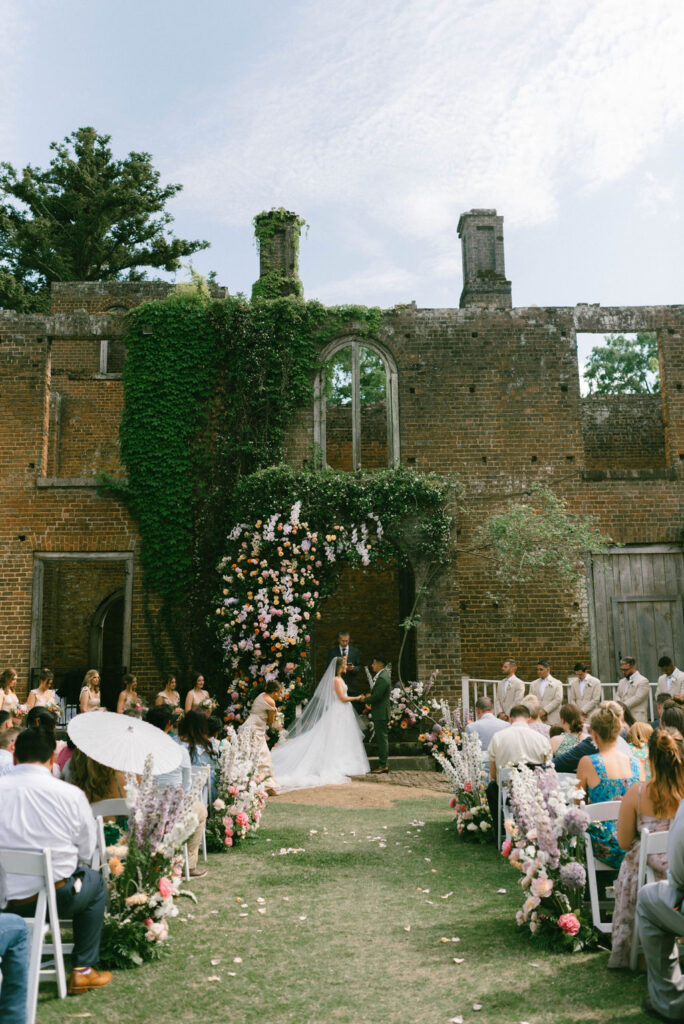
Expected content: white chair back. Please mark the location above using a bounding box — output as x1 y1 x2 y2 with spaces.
584 800 622 934
630 825 670 969
91 798 130 882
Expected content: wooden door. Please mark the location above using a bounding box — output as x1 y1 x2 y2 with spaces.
588 546 684 682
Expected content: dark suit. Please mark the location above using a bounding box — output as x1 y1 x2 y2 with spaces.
367 666 391 768
327 644 363 697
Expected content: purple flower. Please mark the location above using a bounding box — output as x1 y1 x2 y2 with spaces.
563 807 590 836
560 861 586 889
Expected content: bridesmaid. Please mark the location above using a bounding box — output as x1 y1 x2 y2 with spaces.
155 674 180 709
79 669 102 713
239 681 281 795
26 668 56 711
116 674 142 716
184 672 213 713
0 667 20 722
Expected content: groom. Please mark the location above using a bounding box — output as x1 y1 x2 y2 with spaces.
365 656 391 775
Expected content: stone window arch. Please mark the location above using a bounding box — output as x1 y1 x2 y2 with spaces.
314 337 399 470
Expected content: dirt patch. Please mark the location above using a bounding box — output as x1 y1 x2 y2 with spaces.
271 773 450 809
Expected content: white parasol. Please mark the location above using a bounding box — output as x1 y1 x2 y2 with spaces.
67 710 182 775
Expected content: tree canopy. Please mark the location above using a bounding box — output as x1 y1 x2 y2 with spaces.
0 127 209 312
583 332 660 394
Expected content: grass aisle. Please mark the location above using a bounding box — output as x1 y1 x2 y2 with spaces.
39 788 648 1024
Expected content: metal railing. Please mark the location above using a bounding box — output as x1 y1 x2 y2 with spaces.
461 677 660 723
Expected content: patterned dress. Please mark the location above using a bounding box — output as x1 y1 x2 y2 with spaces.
608 783 669 968
586 752 641 869
555 732 581 756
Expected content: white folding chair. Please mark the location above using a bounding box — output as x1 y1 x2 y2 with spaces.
497 767 513 845
584 801 622 934
90 798 130 883
0 847 68 1023
191 765 210 863
630 825 670 969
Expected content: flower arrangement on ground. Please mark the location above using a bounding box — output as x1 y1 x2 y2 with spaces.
432 732 493 841
504 764 597 952
418 694 465 757
99 755 207 968
216 502 383 726
363 672 441 734
205 726 268 851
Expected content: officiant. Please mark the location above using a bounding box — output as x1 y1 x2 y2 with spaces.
327 630 363 701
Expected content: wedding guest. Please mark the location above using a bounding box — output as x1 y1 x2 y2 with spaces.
26 667 56 711
79 669 102 713
568 663 602 717
522 694 550 736
577 705 640 869
0 728 112 994
116 673 142 716
486 704 552 838
0 710 11 732
69 749 127 803
178 710 216 798
57 735 76 778
25 705 64 776
465 695 509 751
0 728 19 777
550 703 583 756
0 668 20 721
656 655 684 698
184 672 213 713
495 659 524 720
528 660 563 726
554 701 644 773
146 706 208 878
0 862 29 1024
627 721 653 781
327 631 363 701
155 674 181 710
206 716 223 757
618 701 636 732
238 681 281 795
616 657 651 723
609 727 684 969
650 693 670 731
662 700 684 734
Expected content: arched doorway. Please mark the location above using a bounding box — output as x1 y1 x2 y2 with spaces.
89 590 125 710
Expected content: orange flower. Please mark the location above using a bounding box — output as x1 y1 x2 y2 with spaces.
109 856 124 877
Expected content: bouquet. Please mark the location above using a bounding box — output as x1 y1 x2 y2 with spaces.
504 765 597 952
432 732 493 841
199 696 217 714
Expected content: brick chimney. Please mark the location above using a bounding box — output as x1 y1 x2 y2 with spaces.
252 209 305 300
457 209 512 309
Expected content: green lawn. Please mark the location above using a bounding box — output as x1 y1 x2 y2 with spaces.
37 791 650 1024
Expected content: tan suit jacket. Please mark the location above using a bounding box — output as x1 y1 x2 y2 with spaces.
568 674 602 717
528 675 563 726
496 675 525 717
657 667 684 699
616 671 651 723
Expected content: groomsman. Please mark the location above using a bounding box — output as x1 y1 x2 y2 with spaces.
616 657 651 723
495 659 524 719
528 659 563 726
657 655 684 698
568 662 602 717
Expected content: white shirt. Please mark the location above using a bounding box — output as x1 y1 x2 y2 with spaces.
155 738 192 792
0 748 13 776
0 763 96 899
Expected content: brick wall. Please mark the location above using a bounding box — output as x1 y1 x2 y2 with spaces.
582 394 666 470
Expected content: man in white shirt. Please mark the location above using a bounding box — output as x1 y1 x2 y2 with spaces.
528 660 563 726
568 662 602 717
0 728 112 995
496 659 525 719
616 657 651 723
0 726 19 776
486 704 552 841
466 696 510 751
657 656 684 698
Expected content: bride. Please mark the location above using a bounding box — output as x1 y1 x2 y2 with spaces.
271 656 370 791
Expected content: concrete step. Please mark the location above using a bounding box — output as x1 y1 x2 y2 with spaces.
367 755 437 771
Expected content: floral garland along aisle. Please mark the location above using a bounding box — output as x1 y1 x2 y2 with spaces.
206 726 269 851
432 732 494 840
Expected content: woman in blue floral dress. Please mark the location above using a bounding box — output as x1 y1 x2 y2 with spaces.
576 705 640 869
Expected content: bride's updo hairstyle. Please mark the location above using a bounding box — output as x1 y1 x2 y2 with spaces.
335 657 346 675
648 726 684 817
589 705 621 743
264 680 281 695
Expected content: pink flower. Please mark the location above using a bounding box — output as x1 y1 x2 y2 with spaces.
225 837 233 847
501 839 512 858
236 812 249 827
158 877 173 899
449 797 457 809
222 816 234 829
558 913 581 936
531 876 554 899
464 781 473 793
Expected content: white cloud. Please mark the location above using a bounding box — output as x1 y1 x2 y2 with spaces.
0 0 25 153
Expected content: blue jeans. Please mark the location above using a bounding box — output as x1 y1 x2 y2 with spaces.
0 912 29 1024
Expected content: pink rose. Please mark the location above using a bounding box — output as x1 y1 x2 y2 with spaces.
236 811 249 827
464 781 473 793
531 876 554 899
501 838 512 858
158 877 173 899
558 913 580 936
223 816 234 829
449 797 457 809
225 836 233 847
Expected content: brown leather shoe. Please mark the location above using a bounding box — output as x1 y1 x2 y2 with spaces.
371 766 389 774
68 968 113 995
189 867 208 878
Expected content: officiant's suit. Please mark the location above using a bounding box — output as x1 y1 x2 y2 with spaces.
327 641 363 697
367 666 391 770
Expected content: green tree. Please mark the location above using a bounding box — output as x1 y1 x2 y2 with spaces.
0 127 209 312
584 332 659 394
325 345 387 405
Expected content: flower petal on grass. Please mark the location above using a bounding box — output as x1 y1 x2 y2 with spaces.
403 925 411 932
298 915 307 921
448 1016 464 1023
453 957 465 964
233 957 242 963
211 959 221 966
473 1004 483 1011
497 888 507 894
207 976 221 983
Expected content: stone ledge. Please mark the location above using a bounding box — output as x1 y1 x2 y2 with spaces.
36 477 100 488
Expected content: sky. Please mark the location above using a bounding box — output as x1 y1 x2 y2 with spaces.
2 0 684 313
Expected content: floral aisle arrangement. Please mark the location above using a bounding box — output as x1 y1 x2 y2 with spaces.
206 726 268 851
216 502 383 725
504 765 597 952
363 671 441 734
418 695 463 757
432 732 493 841
99 756 207 968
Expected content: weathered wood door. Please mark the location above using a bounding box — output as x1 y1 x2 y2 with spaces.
588 546 684 682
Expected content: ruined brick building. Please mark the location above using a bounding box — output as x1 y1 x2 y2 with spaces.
1 210 683 705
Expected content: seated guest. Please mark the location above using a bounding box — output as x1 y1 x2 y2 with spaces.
662 700 684 734
0 710 12 732
147 706 208 878
0 863 29 1024
57 735 76 777
0 727 20 777
609 727 684 969
553 700 633 773
0 728 112 994
636 794 684 1020
577 705 641 869
466 696 509 751
627 721 653 781
486 704 552 838
206 715 223 757
69 749 127 803
617 701 636 733
550 703 583 756
522 694 550 736
650 693 670 731
26 705 64 776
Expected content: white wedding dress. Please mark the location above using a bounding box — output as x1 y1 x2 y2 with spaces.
271 660 370 791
